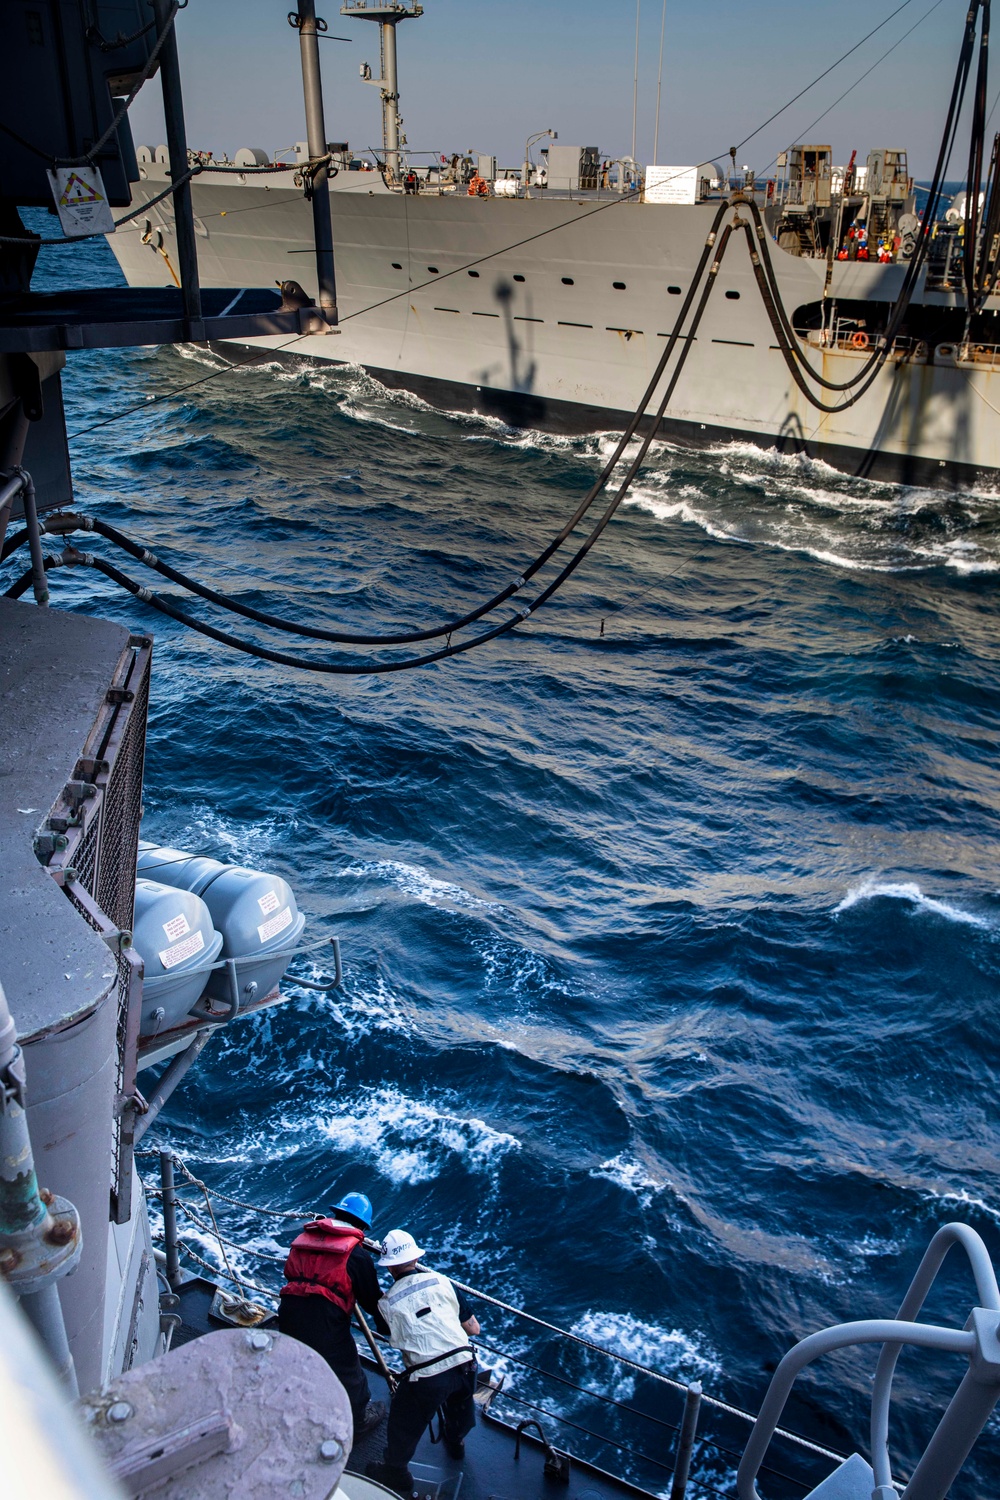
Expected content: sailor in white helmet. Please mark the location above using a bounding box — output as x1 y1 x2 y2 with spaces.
366 1229 481 1496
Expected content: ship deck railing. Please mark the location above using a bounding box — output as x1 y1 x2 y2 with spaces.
138 1148 852 1500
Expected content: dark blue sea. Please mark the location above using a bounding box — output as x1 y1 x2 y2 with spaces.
19 216 1000 1498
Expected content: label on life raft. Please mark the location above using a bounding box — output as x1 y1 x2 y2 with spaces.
47 166 116 237
159 929 205 970
257 889 281 916
257 906 292 943
162 911 190 942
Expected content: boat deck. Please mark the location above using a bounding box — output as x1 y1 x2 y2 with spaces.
171 1276 656 1499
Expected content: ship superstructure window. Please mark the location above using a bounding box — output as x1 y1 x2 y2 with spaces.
725 290 740 300
391 262 402 269
561 277 574 285
468 270 480 278
513 274 525 282
668 286 681 294
613 281 626 289
428 266 439 273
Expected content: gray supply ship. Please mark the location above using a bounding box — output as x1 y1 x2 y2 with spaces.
3 5 1000 1500
103 3 1000 489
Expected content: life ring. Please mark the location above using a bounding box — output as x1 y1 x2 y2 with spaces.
850 331 869 349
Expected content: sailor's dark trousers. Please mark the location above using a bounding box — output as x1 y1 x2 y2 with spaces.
385 1359 477 1468
278 1293 371 1428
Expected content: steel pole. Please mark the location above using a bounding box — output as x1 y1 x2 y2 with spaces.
134 1030 213 1144
160 1152 182 1290
902 1358 1000 1500
382 20 400 180
152 0 202 335
297 0 338 315
670 1381 702 1500
18 469 48 607
19 1284 78 1394
0 979 81 1393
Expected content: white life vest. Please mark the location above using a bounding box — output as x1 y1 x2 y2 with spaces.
378 1269 473 1381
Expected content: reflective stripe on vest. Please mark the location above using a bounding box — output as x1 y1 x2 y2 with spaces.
378 1270 473 1380
280 1218 364 1313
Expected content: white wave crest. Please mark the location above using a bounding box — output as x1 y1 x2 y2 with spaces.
317 1085 520 1186
591 1153 665 1207
571 1310 720 1401
834 877 991 929
340 858 499 912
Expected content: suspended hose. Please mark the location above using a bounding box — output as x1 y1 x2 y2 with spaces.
7 204 731 650
37 234 733 675
741 0 983 401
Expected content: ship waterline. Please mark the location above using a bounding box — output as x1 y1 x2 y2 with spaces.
107 166 1000 487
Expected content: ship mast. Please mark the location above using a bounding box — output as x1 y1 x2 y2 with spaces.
342 2 424 182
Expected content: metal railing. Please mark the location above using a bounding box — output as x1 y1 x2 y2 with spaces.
137 1149 849 1500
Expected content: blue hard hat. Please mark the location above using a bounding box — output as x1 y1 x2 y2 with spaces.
331 1191 373 1228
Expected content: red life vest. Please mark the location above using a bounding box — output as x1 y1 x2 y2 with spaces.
280 1218 364 1313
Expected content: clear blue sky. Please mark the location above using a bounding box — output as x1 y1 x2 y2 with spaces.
128 0 975 177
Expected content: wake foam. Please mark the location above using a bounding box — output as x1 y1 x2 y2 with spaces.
834 876 991 929
340 858 499 912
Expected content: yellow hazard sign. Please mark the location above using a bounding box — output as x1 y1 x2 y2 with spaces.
47 166 116 237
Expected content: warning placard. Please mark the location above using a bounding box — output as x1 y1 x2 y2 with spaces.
47 166 116 237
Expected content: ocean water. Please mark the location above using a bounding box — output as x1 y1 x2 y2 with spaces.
18 219 1000 1497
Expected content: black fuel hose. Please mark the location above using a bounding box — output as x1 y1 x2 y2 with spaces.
8 202 730 651
741 0 982 398
42 226 735 675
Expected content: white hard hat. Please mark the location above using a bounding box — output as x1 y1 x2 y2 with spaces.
379 1229 425 1267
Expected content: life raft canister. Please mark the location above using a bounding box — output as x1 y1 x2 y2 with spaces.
281 1219 364 1313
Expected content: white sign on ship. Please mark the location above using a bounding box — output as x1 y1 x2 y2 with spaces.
47 166 116 237
644 165 699 205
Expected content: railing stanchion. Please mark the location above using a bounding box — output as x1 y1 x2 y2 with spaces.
670 1381 702 1500
160 1151 182 1289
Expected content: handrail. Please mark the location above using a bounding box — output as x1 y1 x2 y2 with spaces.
870 1223 1000 1493
736 1223 1000 1500
737 1320 975 1500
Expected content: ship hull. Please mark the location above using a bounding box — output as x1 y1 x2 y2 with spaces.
109 167 1000 489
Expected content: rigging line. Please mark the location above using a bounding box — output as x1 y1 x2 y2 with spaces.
0 162 299 247
757 0 949 178
653 0 668 165
49 227 733 672
743 0 979 398
48 206 729 648
732 0 919 153
66 334 311 439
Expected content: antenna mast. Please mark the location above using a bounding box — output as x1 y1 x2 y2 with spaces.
342 2 424 182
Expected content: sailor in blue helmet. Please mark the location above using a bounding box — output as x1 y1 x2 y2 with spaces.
278 1190 387 1439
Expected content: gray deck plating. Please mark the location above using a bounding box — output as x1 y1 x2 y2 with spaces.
0 597 121 1038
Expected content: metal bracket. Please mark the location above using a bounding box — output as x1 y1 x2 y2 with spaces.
105 1411 234 1491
